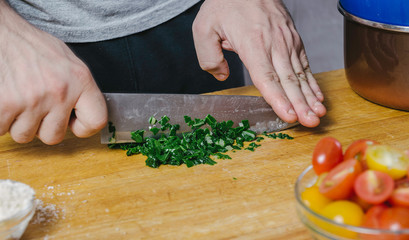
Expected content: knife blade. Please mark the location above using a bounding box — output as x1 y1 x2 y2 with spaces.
100 93 298 144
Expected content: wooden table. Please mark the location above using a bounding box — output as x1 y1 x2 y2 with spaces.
1 69 409 239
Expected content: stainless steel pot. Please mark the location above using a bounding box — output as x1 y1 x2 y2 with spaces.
339 2 409 111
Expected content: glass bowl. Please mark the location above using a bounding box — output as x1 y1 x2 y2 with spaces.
294 165 409 240
0 180 36 240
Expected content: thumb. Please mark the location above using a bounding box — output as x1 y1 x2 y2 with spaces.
69 85 108 138
192 23 230 81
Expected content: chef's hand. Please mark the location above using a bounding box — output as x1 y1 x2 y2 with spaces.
0 1 108 145
192 0 326 127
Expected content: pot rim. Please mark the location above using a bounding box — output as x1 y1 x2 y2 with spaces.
338 2 409 33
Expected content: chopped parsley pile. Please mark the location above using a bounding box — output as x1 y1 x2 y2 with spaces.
108 115 293 168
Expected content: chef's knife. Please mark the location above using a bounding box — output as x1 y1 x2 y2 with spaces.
100 93 298 144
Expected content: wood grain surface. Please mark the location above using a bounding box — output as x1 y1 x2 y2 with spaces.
1 69 409 240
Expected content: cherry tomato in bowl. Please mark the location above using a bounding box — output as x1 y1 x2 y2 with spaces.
345 139 378 160
312 137 343 175
301 186 332 213
297 137 409 240
389 179 409 207
344 139 378 169
295 165 409 240
361 204 388 229
318 200 364 238
366 145 409 180
361 206 409 240
354 170 394 205
319 158 362 200
379 207 409 231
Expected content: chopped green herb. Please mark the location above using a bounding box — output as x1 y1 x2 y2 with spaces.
184 116 192 125
212 152 232 160
108 115 294 168
158 115 170 125
149 116 157 125
245 142 261 151
131 130 145 143
239 119 250 129
108 121 116 134
233 177 237 180
108 121 116 143
205 114 217 127
263 132 294 140
150 127 160 135
241 130 256 141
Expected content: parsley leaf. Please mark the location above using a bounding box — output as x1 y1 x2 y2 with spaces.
108 115 294 168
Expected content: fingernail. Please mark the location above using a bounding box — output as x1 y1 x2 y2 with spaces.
316 91 323 97
288 109 296 115
307 110 316 116
216 74 227 80
314 101 322 107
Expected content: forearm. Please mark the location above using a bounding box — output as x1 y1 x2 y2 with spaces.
0 0 40 43
0 0 21 27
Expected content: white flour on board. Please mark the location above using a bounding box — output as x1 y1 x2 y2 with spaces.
0 179 35 221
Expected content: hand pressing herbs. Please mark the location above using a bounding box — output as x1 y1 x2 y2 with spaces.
108 115 293 168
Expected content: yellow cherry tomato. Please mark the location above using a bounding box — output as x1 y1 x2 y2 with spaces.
314 172 328 187
366 145 409 180
318 200 364 238
301 186 332 213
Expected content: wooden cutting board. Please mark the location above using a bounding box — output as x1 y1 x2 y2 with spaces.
1 69 409 239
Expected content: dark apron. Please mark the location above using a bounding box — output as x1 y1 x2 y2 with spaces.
67 1 244 94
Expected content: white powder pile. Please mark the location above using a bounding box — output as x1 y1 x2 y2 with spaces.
0 180 35 222
31 199 64 225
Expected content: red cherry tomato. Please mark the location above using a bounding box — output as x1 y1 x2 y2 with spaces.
312 137 343 175
354 170 394 205
380 207 409 229
344 139 378 170
319 158 362 200
344 139 378 161
389 179 409 207
361 204 388 229
361 206 409 240
349 193 372 212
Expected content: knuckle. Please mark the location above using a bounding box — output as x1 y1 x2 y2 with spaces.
292 98 305 108
270 71 280 83
48 79 69 103
40 134 64 145
296 72 307 81
286 74 300 86
305 92 317 102
192 17 209 37
303 65 312 73
300 52 311 70
0 96 18 114
38 124 67 145
11 132 34 144
73 62 93 83
191 19 202 35
75 114 108 138
25 90 44 109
